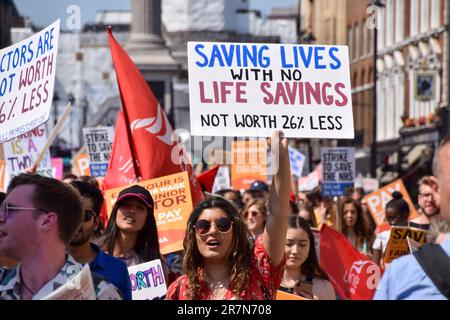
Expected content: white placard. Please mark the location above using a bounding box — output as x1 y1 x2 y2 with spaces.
321 147 355 197
188 42 353 138
40 264 96 300
0 20 60 143
212 166 231 193
3 124 52 187
128 259 167 300
82 127 114 177
289 146 306 177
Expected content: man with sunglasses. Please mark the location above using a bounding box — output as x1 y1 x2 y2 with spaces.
67 181 132 300
0 174 122 300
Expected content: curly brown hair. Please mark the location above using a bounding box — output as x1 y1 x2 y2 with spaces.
182 196 252 299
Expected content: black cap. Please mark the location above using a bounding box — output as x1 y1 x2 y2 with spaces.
249 180 269 192
115 185 154 211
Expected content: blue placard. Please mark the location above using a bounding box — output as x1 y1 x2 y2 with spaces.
89 163 108 177
322 182 354 197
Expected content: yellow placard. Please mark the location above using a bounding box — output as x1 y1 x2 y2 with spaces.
104 171 193 255
384 226 427 263
231 140 267 190
276 290 309 300
362 179 418 226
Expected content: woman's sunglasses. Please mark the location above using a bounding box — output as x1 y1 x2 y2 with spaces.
245 210 260 218
194 217 233 235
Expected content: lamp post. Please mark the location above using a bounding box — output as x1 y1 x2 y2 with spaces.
370 0 384 178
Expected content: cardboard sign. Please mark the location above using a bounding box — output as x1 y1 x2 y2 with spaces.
3 125 52 187
0 20 60 144
128 260 167 300
384 226 427 263
188 42 353 139
231 140 267 190
363 179 418 226
276 290 309 300
51 157 63 179
321 147 355 197
212 165 231 193
104 171 193 255
82 127 114 177
72 153 91 176
289 146 306 178
41 264 95 300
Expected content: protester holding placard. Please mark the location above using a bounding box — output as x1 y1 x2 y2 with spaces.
374 136 450 300
280 216 335 300
372 192 410 267
97 185 167 276
338 197 375 257
0 174 121 300
166 131 290 300
242 199 268 240
67 181 132 300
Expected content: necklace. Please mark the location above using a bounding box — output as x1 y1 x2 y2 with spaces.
209 281 226 291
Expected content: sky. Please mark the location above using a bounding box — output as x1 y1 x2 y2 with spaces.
14 0 298 30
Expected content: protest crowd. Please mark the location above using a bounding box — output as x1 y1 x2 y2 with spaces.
0 19 449 302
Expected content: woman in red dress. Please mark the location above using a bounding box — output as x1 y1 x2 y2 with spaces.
166 131 291 300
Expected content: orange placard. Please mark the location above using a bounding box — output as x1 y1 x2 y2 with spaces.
231 140 267 190
363 179 418 226
0 160 5 192
72 153 91 176
104 171 193 255
384 226 427 264
276 290 309 300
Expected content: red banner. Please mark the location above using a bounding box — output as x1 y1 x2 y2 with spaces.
319 224 381 300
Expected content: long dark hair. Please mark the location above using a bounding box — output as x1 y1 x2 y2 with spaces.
97 197 161 263
287 215 329 281
182 196 252 299
339 197 375 247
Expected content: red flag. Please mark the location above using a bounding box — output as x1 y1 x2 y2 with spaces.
105 28 204 205
319 224 382 300
104 111 136 189
197 165 220 193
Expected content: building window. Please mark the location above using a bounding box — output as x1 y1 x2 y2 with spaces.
348 26 353 61
395 0 404 43
362 20 367 58
430 0 440 29
377 7 385 50
354 23 359 62
410 0 419 36
386 0 394 46
420 0 430 33
369 28 374 55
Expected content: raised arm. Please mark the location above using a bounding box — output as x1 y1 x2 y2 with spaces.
263 131 291 266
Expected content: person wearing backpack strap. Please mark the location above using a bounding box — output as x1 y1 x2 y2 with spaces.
374 135 450 300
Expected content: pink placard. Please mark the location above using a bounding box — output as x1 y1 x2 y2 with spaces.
51 158 64 180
